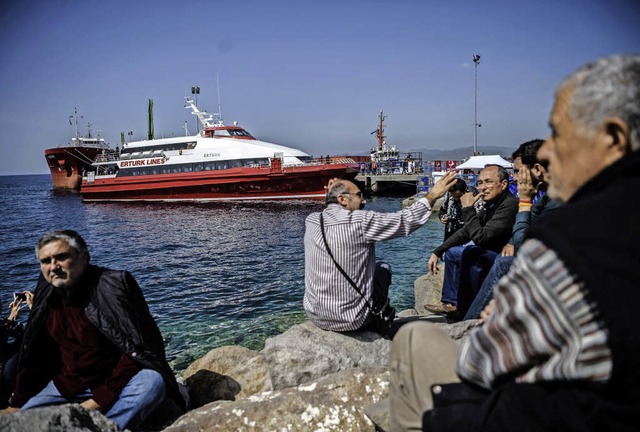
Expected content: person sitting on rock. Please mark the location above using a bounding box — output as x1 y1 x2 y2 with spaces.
0 291 32 408
425 164 518 315
388 53 640 432
460 138 562 320
0 230 186 430
303 172 458 333
437 178 468 241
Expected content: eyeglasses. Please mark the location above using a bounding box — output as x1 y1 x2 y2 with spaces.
341 191 364 198
476 179 497 187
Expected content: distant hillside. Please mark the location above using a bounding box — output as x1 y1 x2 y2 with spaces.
404 146 517 161
340 146 517 162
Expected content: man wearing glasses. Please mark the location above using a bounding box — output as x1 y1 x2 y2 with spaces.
303 174 457 333
426 164 518 315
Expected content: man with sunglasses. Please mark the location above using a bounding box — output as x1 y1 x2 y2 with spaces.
303 173 457 333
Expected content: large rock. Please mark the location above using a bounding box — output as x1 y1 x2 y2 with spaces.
183 345 272 408
261 321 390 389
0 404 119 432
414 265 445 315
165 367 388 432
259 318 479 391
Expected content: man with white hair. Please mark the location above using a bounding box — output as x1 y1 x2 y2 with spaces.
388 54 640 431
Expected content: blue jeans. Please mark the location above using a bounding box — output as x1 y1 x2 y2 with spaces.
456 246 499 317
21 368 166 430
441 245 467 305
463 255 514 320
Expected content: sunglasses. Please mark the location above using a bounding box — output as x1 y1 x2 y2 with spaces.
341 191 364 198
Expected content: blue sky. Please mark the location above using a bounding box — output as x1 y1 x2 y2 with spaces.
1 0 638 175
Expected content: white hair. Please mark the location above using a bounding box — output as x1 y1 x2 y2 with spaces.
557 54 640 151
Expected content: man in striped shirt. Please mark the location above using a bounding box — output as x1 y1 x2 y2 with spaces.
388 54 640 431
303 172 458 333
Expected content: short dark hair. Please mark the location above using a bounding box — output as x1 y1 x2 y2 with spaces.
483 164 509 182
35 230 90 261
450 178 467 193
519 139 545 168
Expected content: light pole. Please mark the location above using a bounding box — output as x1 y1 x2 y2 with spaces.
192 85 200 133
473 54 481 155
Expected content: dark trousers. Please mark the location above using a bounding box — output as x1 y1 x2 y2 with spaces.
456 246 498 317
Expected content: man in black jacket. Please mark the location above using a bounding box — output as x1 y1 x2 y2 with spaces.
0 230 184 430
389 54 640 432
426 164 518 314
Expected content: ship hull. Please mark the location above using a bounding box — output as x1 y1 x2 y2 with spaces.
81 163 359 202
45 146 105 190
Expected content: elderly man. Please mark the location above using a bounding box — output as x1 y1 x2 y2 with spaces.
303 172 458 333
388 54 640 431
426 164 518 314
1 230 184 430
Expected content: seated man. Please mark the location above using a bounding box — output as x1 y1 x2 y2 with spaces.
462 139 561 320
1 230 185 430
303 172 457 333
437 178 468 241
426 164 518 314
456 138 562 319
389 54 640 431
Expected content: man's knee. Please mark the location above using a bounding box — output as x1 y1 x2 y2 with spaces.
138 369 166 399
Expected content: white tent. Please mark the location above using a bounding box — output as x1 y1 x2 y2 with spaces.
456 155 512 170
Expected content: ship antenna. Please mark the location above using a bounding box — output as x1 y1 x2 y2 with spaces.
216 75 223 124
70 107 83 143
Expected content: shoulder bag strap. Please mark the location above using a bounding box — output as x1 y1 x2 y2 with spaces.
319 213 375 312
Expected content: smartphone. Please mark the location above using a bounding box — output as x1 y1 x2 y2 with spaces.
14 292 27 302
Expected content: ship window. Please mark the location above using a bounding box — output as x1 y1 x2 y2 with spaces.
214 129 231 136
161 166 171 174
183 164 193 173
187 142 197 149
216 161 228 170
149 167 160 175
228 160 242 168
204 161 215 171
228 129 252 137
172 165 183 173
193 162 204 172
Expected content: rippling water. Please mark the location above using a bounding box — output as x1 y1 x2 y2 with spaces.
0 174 445 372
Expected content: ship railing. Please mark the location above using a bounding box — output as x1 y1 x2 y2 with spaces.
93 150 121 163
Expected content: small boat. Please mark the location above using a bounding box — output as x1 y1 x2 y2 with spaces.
80 98 358 201
44 109 110 190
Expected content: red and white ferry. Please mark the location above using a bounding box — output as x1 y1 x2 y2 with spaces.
45 109 110 190
80 99 358 201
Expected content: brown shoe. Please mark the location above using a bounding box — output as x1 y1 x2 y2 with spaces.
425 302 457 314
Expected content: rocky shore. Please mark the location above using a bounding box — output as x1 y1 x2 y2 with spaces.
0 267 478 431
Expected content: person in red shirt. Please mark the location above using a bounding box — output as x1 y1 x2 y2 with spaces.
0 230 184 430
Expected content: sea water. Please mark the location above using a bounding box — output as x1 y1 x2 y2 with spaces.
0 174 445 372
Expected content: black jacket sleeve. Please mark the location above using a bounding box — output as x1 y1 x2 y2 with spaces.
433 193 518 257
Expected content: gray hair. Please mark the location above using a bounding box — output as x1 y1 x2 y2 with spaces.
557 54 640 151
483 164 509 182
326 181 351 204
35 230 90 261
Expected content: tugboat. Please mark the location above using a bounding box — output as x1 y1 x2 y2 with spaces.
80 97 358 202
44 108 110 190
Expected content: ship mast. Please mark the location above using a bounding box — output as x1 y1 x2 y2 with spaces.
377 110 386 150
69 107 83 144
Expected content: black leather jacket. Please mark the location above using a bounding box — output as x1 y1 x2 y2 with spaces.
10 265 184 410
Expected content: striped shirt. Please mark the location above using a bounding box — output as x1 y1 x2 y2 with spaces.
303 198 434 331
457 238 612 388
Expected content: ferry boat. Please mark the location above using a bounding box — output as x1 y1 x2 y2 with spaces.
80 98 358 201
45 109 110 190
